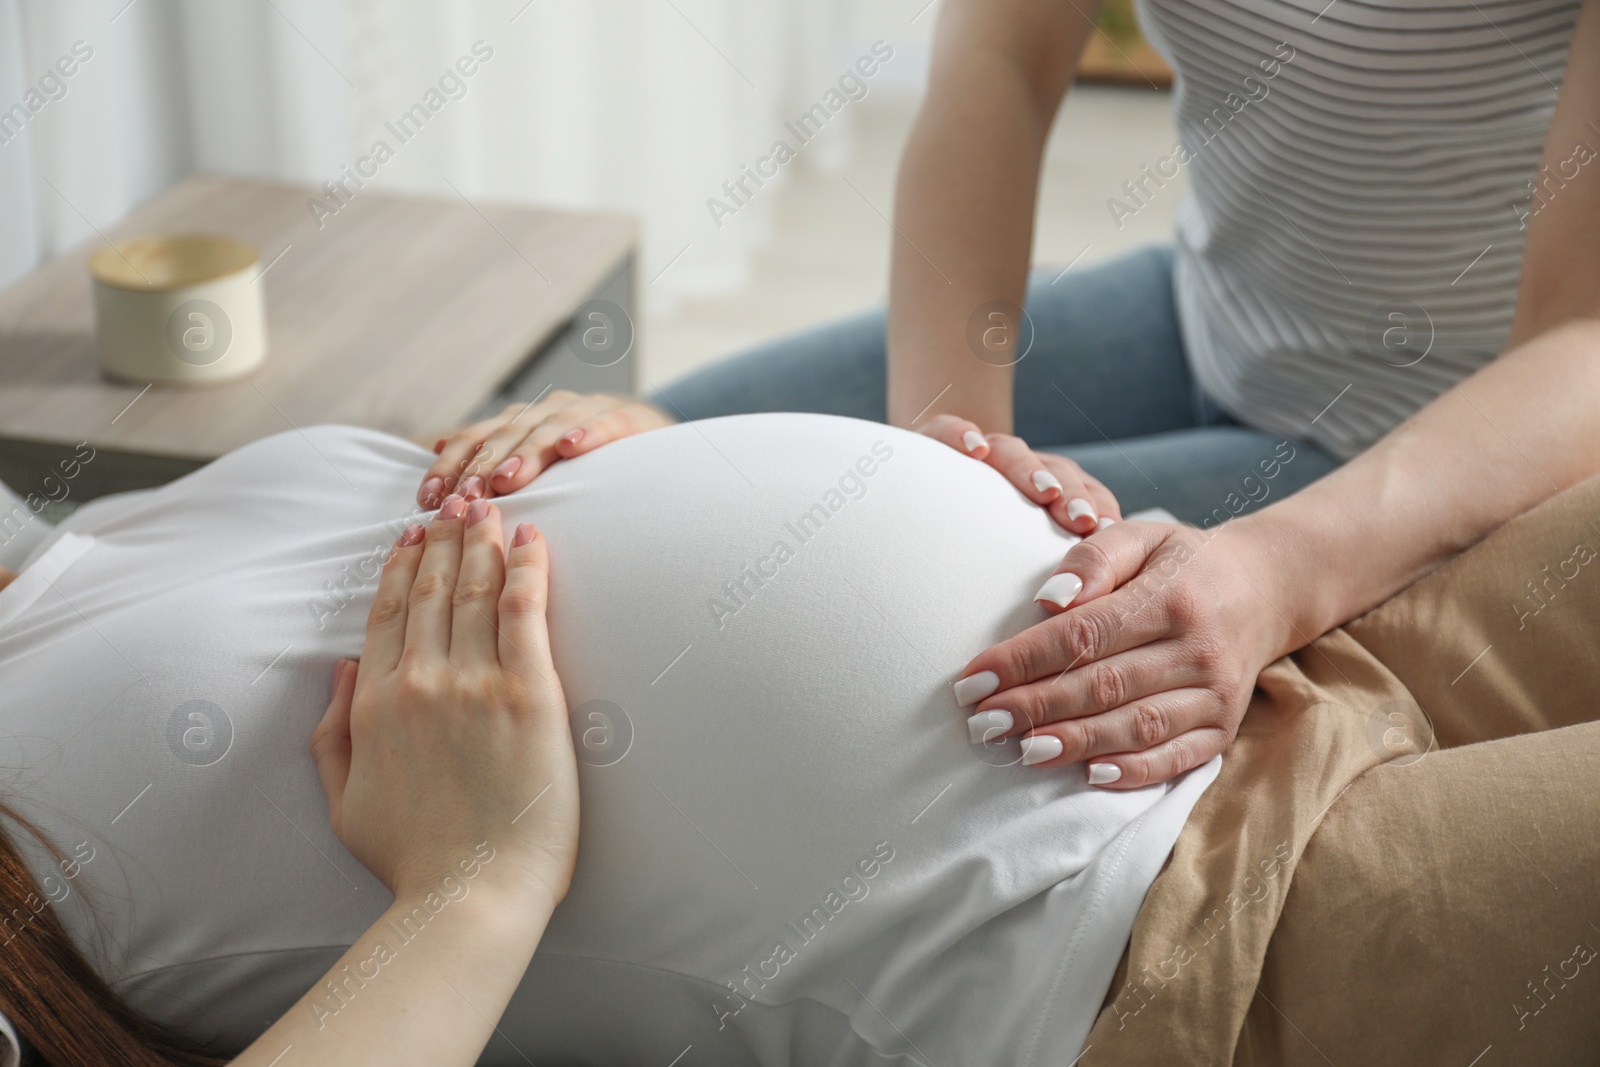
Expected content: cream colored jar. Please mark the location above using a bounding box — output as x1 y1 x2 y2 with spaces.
89 234 266 385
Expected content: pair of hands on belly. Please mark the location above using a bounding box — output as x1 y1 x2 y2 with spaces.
415 394 1286 790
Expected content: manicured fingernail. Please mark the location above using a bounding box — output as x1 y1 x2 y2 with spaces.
967 709 1013 745
460 474 487 501
561 428 585 447
1087 762 1123 786
397 523 426 547
433 439 447 454
1097 516 1116 529
438 494 467 521
1020 734 1064 766
465 499 492 528
961 430 985 454
953 670 1000 706
418 477 445 508
490 456 521 485
1032 470 1062 496
1067 498 1097 523
512 522 539 547
1034 572 1083 609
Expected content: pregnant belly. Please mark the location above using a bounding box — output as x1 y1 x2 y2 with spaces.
493 416 1128 1026
29 413 1186 1064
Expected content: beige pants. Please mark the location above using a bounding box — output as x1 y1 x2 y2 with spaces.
1082 475 1600 1066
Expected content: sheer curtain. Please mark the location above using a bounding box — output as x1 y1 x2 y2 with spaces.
0 0 866 310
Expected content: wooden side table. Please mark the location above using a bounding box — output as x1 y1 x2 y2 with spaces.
0 174 637 502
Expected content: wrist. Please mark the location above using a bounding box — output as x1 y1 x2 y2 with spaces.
886 334 1015 431
386 870 556 949
1228 501 1349 657
638 397 677 426
888 374 1015 432
389 841 567 928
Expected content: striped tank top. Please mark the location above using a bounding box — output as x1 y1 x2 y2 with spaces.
1131 0 1582 458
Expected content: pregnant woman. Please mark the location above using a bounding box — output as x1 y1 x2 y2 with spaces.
0 415 1218 1066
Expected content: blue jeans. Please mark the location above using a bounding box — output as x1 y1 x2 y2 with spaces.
652 245 1340 525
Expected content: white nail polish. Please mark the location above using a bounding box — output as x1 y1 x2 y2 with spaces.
1066 497 1097 523
953 670 999 706
1097 516 1116 529
1087 763 1123 786
1034 572 1083 609
1032 470 1063 495
967 709 1013 745
962 430 985 453
1020 735 1064 766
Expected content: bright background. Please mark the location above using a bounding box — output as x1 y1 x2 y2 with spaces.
0 0 1182 383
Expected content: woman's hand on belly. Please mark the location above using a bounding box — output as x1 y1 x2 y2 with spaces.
231 502 580 1067
311 497 580 907
418 392 672 507
954 520 1290 788
917 413 1121 536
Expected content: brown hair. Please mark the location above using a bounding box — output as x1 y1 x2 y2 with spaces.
0 803 226 1066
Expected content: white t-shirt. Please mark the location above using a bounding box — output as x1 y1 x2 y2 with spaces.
0 415 1217 1065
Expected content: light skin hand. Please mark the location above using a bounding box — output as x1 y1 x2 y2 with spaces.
231 499 579 1065
917 412 1121 535
958 520 1283 788
419 392 672 507
958 321 1600 791
315 497 579 902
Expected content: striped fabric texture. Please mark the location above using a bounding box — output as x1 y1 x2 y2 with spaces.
1129 0 1583 457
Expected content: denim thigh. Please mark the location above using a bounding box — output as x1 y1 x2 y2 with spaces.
1053 427 1340 526
653 245 1205 446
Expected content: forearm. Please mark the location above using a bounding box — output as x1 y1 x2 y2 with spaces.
1241 318 1600 652
885 0 1093 431
231 879 553 1066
